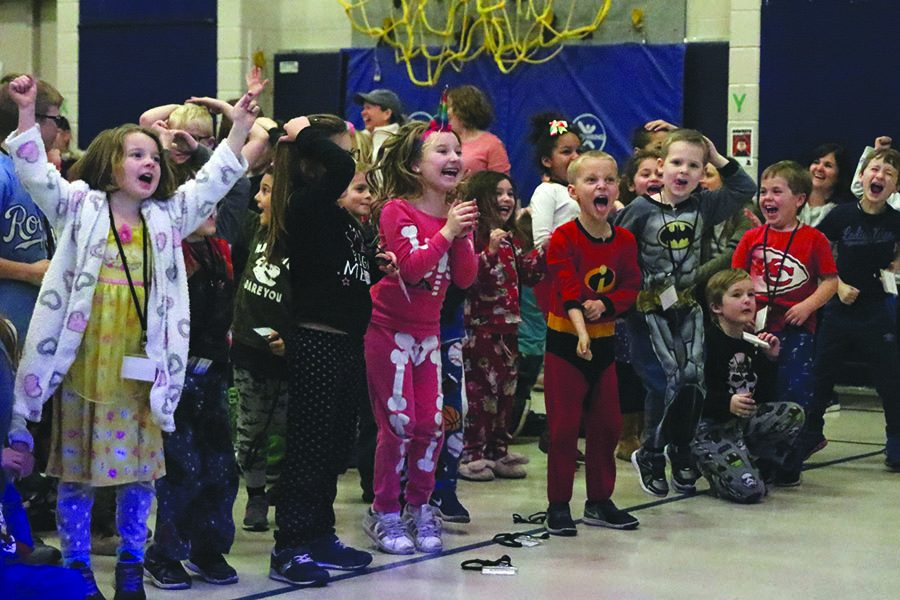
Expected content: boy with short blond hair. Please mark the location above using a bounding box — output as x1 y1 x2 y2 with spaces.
615 130 756 498
543 151 641 535
692 269 804 503
804 148 900 473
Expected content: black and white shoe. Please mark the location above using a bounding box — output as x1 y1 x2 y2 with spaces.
583 499 639 530
269 547 330 586
545 502 577 537
631 448 669 497
665 444 699 494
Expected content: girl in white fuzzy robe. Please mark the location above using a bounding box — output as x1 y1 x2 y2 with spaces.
4 74 256 595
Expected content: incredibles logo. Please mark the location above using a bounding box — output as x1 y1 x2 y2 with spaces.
657 221 694 250
585 265 615 293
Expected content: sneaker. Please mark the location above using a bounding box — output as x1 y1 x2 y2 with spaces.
307 533 372 570
885 456 900 472
363 508 415 555
243 494 270 532
70 561 106 600
458 459 495 481
824 399 841 413
491 455 527 479
269 547 330 586
23 536 62 566
545 502 577 537
772 469 802 487
803 435 828 460
430 486 471 523
583 499 639 530
665 444 700 494
631 448 669 497
144 547 191 590
114 559 146 600
185 553 239 585
402 504 443 553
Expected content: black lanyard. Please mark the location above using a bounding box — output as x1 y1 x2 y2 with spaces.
761 224 800 307
108 206 150 341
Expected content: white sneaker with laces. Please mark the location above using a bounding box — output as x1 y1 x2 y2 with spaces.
403 504 443 553
363 508 415 555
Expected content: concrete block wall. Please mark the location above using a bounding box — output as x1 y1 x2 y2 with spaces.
728 0 760 180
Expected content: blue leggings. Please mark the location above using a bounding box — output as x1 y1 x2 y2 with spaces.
434 337 466 491
56 481 154 567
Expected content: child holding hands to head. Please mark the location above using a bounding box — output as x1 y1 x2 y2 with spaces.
615 129 756 499
542 151 641 536
363 111 478 556
458 170 546 482
692 269 803 503
5 74 254 599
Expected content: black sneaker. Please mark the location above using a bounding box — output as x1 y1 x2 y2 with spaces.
243 494 269 532
665 445 700 494
185 553 239 585
886 456 900 472
307 534 373 570
269 546 330 586
430 486 471 523
70 561 106 600
583 499 639 530
545 502 577 537
772 468 802 487
114 559 146 600
144 547 191 590
631 448 669 497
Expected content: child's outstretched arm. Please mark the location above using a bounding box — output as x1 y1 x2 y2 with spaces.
5 75 73 231
138 103 182 129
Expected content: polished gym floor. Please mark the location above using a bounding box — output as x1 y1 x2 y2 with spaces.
68 392 898 600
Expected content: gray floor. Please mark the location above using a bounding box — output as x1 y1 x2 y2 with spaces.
69 395 899 600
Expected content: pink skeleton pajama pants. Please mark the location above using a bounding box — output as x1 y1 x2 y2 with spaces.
365 323 445 514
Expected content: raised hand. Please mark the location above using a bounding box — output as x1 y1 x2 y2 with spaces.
8 74 38 132
703 135 728 168
875 136 893 151
487 228 509 254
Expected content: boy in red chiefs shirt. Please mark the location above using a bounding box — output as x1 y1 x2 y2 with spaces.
732 160 837 483
543 151 642 536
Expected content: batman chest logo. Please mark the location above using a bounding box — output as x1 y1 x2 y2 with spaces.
585 265 616 293
657 220 695 250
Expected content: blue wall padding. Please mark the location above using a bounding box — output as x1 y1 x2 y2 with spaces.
344 45 684 201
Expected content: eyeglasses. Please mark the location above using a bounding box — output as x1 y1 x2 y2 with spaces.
36 114 65 127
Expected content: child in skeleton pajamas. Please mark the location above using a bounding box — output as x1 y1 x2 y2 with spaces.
364 120 477 555
615 129 756 498
692 269 804 503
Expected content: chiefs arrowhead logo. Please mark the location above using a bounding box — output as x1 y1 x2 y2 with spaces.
657 220 694 250
586 265 616 293
756 247 810 294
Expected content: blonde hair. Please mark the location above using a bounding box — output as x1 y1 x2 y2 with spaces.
705 268 751 310
168 104 214 138
567 150 617 184
662 128 709 164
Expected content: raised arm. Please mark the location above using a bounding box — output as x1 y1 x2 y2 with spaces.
139 103 182 129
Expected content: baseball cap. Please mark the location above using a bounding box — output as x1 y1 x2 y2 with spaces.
354 88 404 118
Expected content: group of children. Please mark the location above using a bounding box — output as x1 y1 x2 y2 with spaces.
2 71 900 600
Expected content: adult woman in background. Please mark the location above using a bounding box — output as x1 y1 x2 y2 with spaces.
447 84 511 177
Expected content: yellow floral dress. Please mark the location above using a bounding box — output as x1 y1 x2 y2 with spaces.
47 225 166 485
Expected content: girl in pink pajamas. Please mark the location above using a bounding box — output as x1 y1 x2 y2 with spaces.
363 115 478 556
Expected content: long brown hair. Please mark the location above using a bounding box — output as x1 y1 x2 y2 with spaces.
67 124 177 199
461 170 525 250
265 114 348 260
368 121 462 227
0 315 19 369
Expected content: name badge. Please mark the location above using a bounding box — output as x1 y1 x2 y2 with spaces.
755 306 769 333
881 270 898 295
659 284 678 311
121 355 157 382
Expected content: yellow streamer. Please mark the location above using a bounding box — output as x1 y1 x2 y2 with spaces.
338 0 612 86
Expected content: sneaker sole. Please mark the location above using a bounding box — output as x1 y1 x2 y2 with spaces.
242 522 270 532
545 525 577 537
268 568 329 587
630 451 668 498
433 509 471 524
582 516 639 530
184 561 239 585
144 568 191 590
363 527 415 555
313 560 371 571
